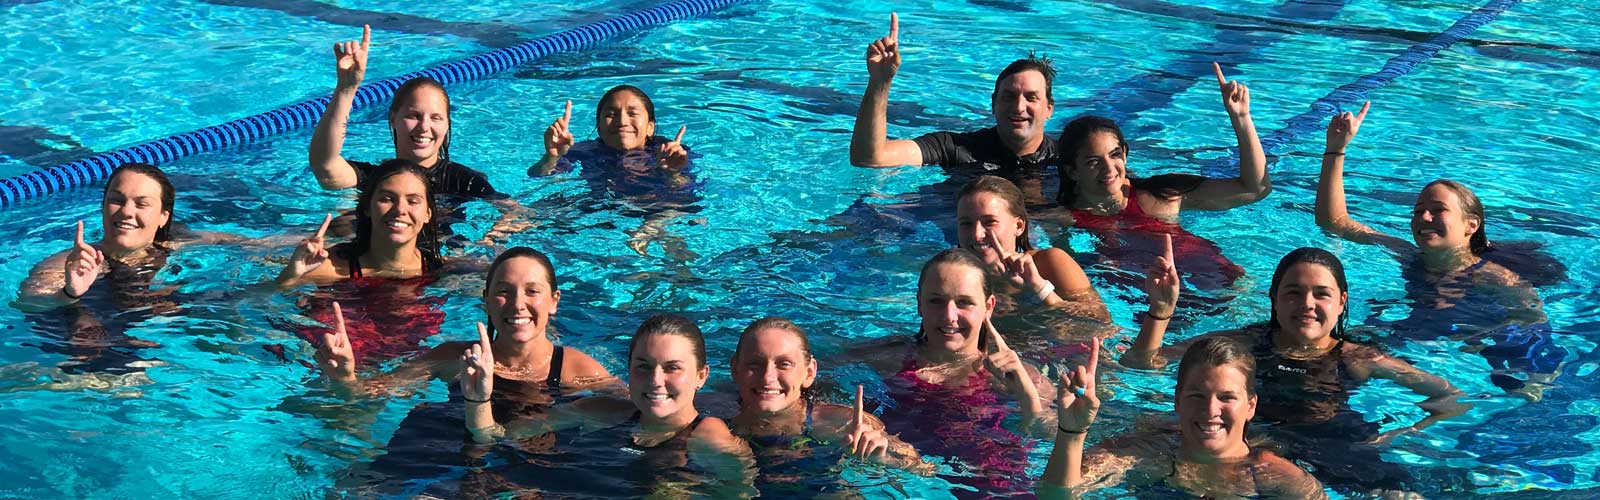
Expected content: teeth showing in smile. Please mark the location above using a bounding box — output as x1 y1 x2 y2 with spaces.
645 393 670 401
1195 422 1223 433
508 317 531 326
757 389 781 396
386 221 412 230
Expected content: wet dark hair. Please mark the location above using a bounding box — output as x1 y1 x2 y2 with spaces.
994 51 1055 105
957 175 1036 252
104 163 175 244
344 159 441 268
1265 247 1350 339
1175 336 1257 399
628 314 706 369
388 77 452 168
1056 115 1205 207
1422 179 1489 255
597 84 657 124
482 246 558 341
914 248 994 349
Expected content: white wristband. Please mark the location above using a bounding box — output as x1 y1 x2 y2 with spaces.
1032 281 1056 304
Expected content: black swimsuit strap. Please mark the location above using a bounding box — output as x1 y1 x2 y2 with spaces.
546 346 565 387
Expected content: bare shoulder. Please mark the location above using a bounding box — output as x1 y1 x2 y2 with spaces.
1475 260 1523 287
1252 449 1327 498
560 347 613 379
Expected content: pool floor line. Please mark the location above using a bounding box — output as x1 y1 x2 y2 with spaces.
1256 0 1523 157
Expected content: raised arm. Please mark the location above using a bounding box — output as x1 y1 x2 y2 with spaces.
527 100 574 177
848 13 924 167
1314 102 1413 253
1040 345 1100 490
1183 63 1270 211
1123 235 1179 370
309 25 371 190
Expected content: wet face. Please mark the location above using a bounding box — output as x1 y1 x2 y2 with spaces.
956 192 1024 265
733 328 817 414
390 86 449 167
597 90 655 151
1271 262 1346 347
630 333 707 422
1176 364 1256 458
368 172 432 248
990 70 1053 149
483 256 560 344
1410 184 1480 252
101 171 171 253
1069 131 1128 199
917 262 995 356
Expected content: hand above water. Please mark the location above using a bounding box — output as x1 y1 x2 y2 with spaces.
865 13 901 82
657 126 689 172
844 384 890 460
544 100 574 158
1144 233 1179 319
62 220 104 300
1056 336 1100 434
983 317 1042 413
334 25 371 91
279 214 331 285
1326 100 1370 153
315 301 357 382
987 230 1049 298
460 322 495 402
1213 62 1251 118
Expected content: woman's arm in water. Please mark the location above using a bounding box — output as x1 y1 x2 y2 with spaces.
16 222 105 312
1253 450 1330 499
1033 248 1110 321
309 25 371 191
1347 344 1470 437
1181 63 1271 211
1314 102 1414 254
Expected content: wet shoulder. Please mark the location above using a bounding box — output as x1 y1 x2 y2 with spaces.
559 346 613 380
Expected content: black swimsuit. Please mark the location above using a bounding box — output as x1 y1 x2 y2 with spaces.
1253 334 1352 425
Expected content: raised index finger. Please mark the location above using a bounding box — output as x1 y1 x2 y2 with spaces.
561 100 572 122
985 229 1008 257
477 321 491 347
74 220 85 247
332 301 347 336
888 12 898 41
314 213 332 240
1162 233 1174 266
1355 100 1371 122
1212 62 1227 86
672 125 686 144
360 24 371 48
983 317 1009 353
854 384 865 425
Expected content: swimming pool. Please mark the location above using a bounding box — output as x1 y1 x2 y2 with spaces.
3 0 1598 497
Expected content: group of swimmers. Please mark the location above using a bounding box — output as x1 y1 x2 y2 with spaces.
11 14 1567 498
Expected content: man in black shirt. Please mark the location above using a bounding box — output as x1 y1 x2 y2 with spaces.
848 13 1058 192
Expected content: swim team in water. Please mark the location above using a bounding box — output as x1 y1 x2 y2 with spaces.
15 13 1568 499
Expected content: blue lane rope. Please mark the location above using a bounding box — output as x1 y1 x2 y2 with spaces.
0 0 749 207
1255 0 1521 155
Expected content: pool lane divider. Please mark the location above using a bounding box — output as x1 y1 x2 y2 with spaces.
0 0 750 208
1254 0 1522 156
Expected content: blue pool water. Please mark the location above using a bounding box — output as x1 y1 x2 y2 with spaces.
3 0 1598 497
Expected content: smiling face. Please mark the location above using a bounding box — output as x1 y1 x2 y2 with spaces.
483 256 560 344
733 327 817 415
956 192 1024 265
917 262 995 356
1411 183 1481 252
1271 262 1347 348
1175 364 1257 458
630 333 708 422
990 69 1053 150
101 171 171 253
367 172 432 248
1068 131 1129 200
597 89 656 151
390 85 449 167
